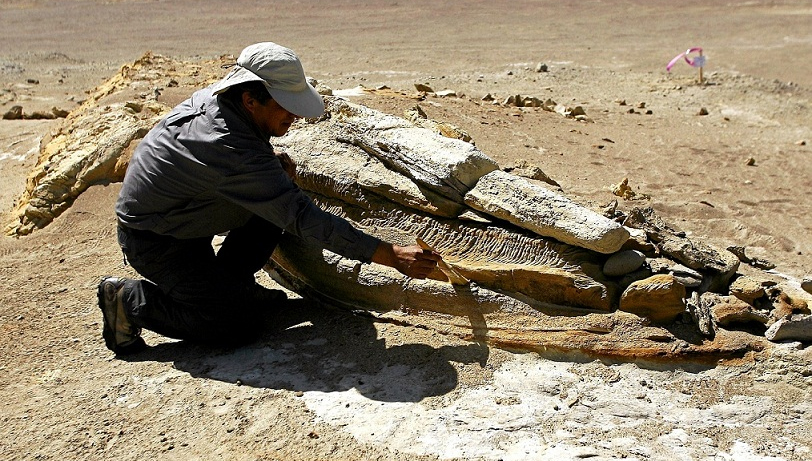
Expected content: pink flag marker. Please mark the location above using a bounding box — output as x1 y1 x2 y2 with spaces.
667 47 705 71
667 47 705 82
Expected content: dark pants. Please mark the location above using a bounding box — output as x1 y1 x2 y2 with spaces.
117 215 283 344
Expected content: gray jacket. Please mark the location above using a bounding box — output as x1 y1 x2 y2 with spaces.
116 86 380 262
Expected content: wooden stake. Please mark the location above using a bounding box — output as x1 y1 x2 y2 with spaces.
698 49 704 84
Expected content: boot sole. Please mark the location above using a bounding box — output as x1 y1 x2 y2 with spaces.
97 277 146 355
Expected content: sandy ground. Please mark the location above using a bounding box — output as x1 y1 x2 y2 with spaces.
1 1 811 460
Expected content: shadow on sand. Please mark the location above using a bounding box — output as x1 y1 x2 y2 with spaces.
123 298 490 403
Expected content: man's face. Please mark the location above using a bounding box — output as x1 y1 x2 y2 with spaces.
245 94 299 137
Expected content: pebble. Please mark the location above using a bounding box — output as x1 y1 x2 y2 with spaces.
603 250 646 276
765 314 812 342
801 278 812 295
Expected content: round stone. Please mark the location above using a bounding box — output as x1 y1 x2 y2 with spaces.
603 250 646 277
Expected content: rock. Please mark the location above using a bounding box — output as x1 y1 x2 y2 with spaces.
620 227 656 253
522 96 543 108
618 268 653 293
686 292 715 338
698 107 709 116
729 275 774 304
768 289 810 322
414 83 434 93
646 258 703 288
535 63 548 72
620 274 687 324
25 110 57 120
465 170 630 254
603 250 646 277
802 278 812 295
502 159 560 189
2 105 23 120
623 207 685 242
704 293 769 327
610 177 649 201
657 235 739 292
726 245 775 269
765 315 812 342
481 93 494 102
404 105 473 144
436 89 457 98
570 106 587 117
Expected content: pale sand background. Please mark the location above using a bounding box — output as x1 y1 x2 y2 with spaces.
1 1 811 460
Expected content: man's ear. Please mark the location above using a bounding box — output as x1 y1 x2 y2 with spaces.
241 91 259 114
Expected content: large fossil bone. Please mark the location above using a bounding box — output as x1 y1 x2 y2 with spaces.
268 97 763 361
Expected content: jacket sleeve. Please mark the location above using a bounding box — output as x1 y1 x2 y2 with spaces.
216 153 381 263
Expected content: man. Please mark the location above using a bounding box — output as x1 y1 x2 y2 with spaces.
99 42 440 355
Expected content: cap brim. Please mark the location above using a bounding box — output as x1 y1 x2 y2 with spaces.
268 83 325 118
210 66 266 95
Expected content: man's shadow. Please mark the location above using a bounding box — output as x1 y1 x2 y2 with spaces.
124 297 490 403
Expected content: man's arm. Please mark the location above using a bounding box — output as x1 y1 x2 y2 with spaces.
371 242 441 279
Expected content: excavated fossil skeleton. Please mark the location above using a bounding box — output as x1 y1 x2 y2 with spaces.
268 97 762 361
11 54 793 362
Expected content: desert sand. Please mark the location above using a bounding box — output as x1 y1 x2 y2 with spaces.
1 1 811 460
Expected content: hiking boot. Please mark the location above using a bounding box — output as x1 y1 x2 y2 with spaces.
97 276 146 355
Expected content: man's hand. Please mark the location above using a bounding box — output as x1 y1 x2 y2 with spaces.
371 242 441 279
276 151 297 181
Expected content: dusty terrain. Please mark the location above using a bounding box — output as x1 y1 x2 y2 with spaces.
1 1 811 460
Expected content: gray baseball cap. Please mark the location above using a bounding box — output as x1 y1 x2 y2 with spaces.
211 42 324 118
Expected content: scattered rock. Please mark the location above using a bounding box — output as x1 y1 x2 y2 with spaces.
697 107 709 116
570 106 587 117
768 289 810 322
746 157 756 166
25 110 56 120
620 227 656 253
436 89 457 98
404 104 473 143
802 278 812 295
795 140 807 146
414 83 434 93
603 250 646 277
610 177 650 201
502 159 560 189
729 275 774 304
618 268 654 293
481 93 494 102
658 235 740 292
2 105 23 120
535 63 548 72
623 206 685 243
648 258 704 288
727 245 776 270
705 293 769 327
51 107 70 118
765 315 812 342
620 274 687 324
685 292 715 338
